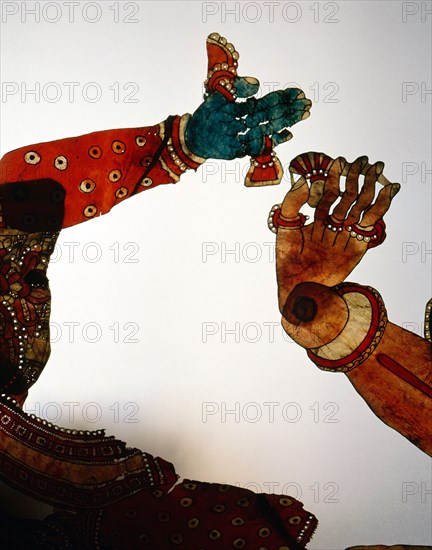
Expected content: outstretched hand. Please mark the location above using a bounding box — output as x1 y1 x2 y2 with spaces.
185 84 311 160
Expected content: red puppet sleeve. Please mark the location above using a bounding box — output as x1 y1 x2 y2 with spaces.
0 114 205 231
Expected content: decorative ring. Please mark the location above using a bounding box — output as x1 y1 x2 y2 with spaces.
324 215 344 233
345 219 386 248
268 205 308 233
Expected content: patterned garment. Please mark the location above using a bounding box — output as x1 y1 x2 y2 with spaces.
0 118 317 548
0 114 203 231
0 394 317 549
0 114 203 396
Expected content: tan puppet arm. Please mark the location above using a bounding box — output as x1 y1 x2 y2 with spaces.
273 152 431 455
281 281 432 455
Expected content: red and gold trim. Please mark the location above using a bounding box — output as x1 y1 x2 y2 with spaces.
245 136 284 187
268 204 308 233
0 393 177 508
346 218 386 249
307 283 388 372
205 32 239 101
289 151 334 185
164 114 206 174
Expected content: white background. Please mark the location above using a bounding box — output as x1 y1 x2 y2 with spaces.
0 1 431 548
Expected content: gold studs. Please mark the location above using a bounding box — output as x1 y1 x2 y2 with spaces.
83 204 97 218
79 179 96 193
140 177 152 187
231 517 245 526
279 497 293 507
54 155 68 170
112 140 126 154
170 532 184 545
187 517 199 529
209 529 221 540
258 527 271 538
88 145 102 159
135 136 146 147
108 170 122 182
115 187 128 199
156 511 170 522
233 538 246 548
24 151 41 165
212 504 225 513
288 515 302 525
179 497 193 508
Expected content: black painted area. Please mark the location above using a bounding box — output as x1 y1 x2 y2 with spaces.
0 179 65 231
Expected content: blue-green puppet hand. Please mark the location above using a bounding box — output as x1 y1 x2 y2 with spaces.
185 76 312 161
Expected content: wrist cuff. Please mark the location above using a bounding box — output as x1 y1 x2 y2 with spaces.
307 283 388 372
166 114 206 173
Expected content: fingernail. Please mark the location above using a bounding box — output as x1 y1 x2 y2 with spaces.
375 161 385 175
391 183 401 197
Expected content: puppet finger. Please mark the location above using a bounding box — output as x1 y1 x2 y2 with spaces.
279 176 310 220
272 129 293 147
359 183 400 227
332 156 367 220
314 157 345 223
345 162 380 225
234 76 260 98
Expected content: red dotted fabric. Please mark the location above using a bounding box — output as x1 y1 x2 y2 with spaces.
98 479 317 549
0 118 183 229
